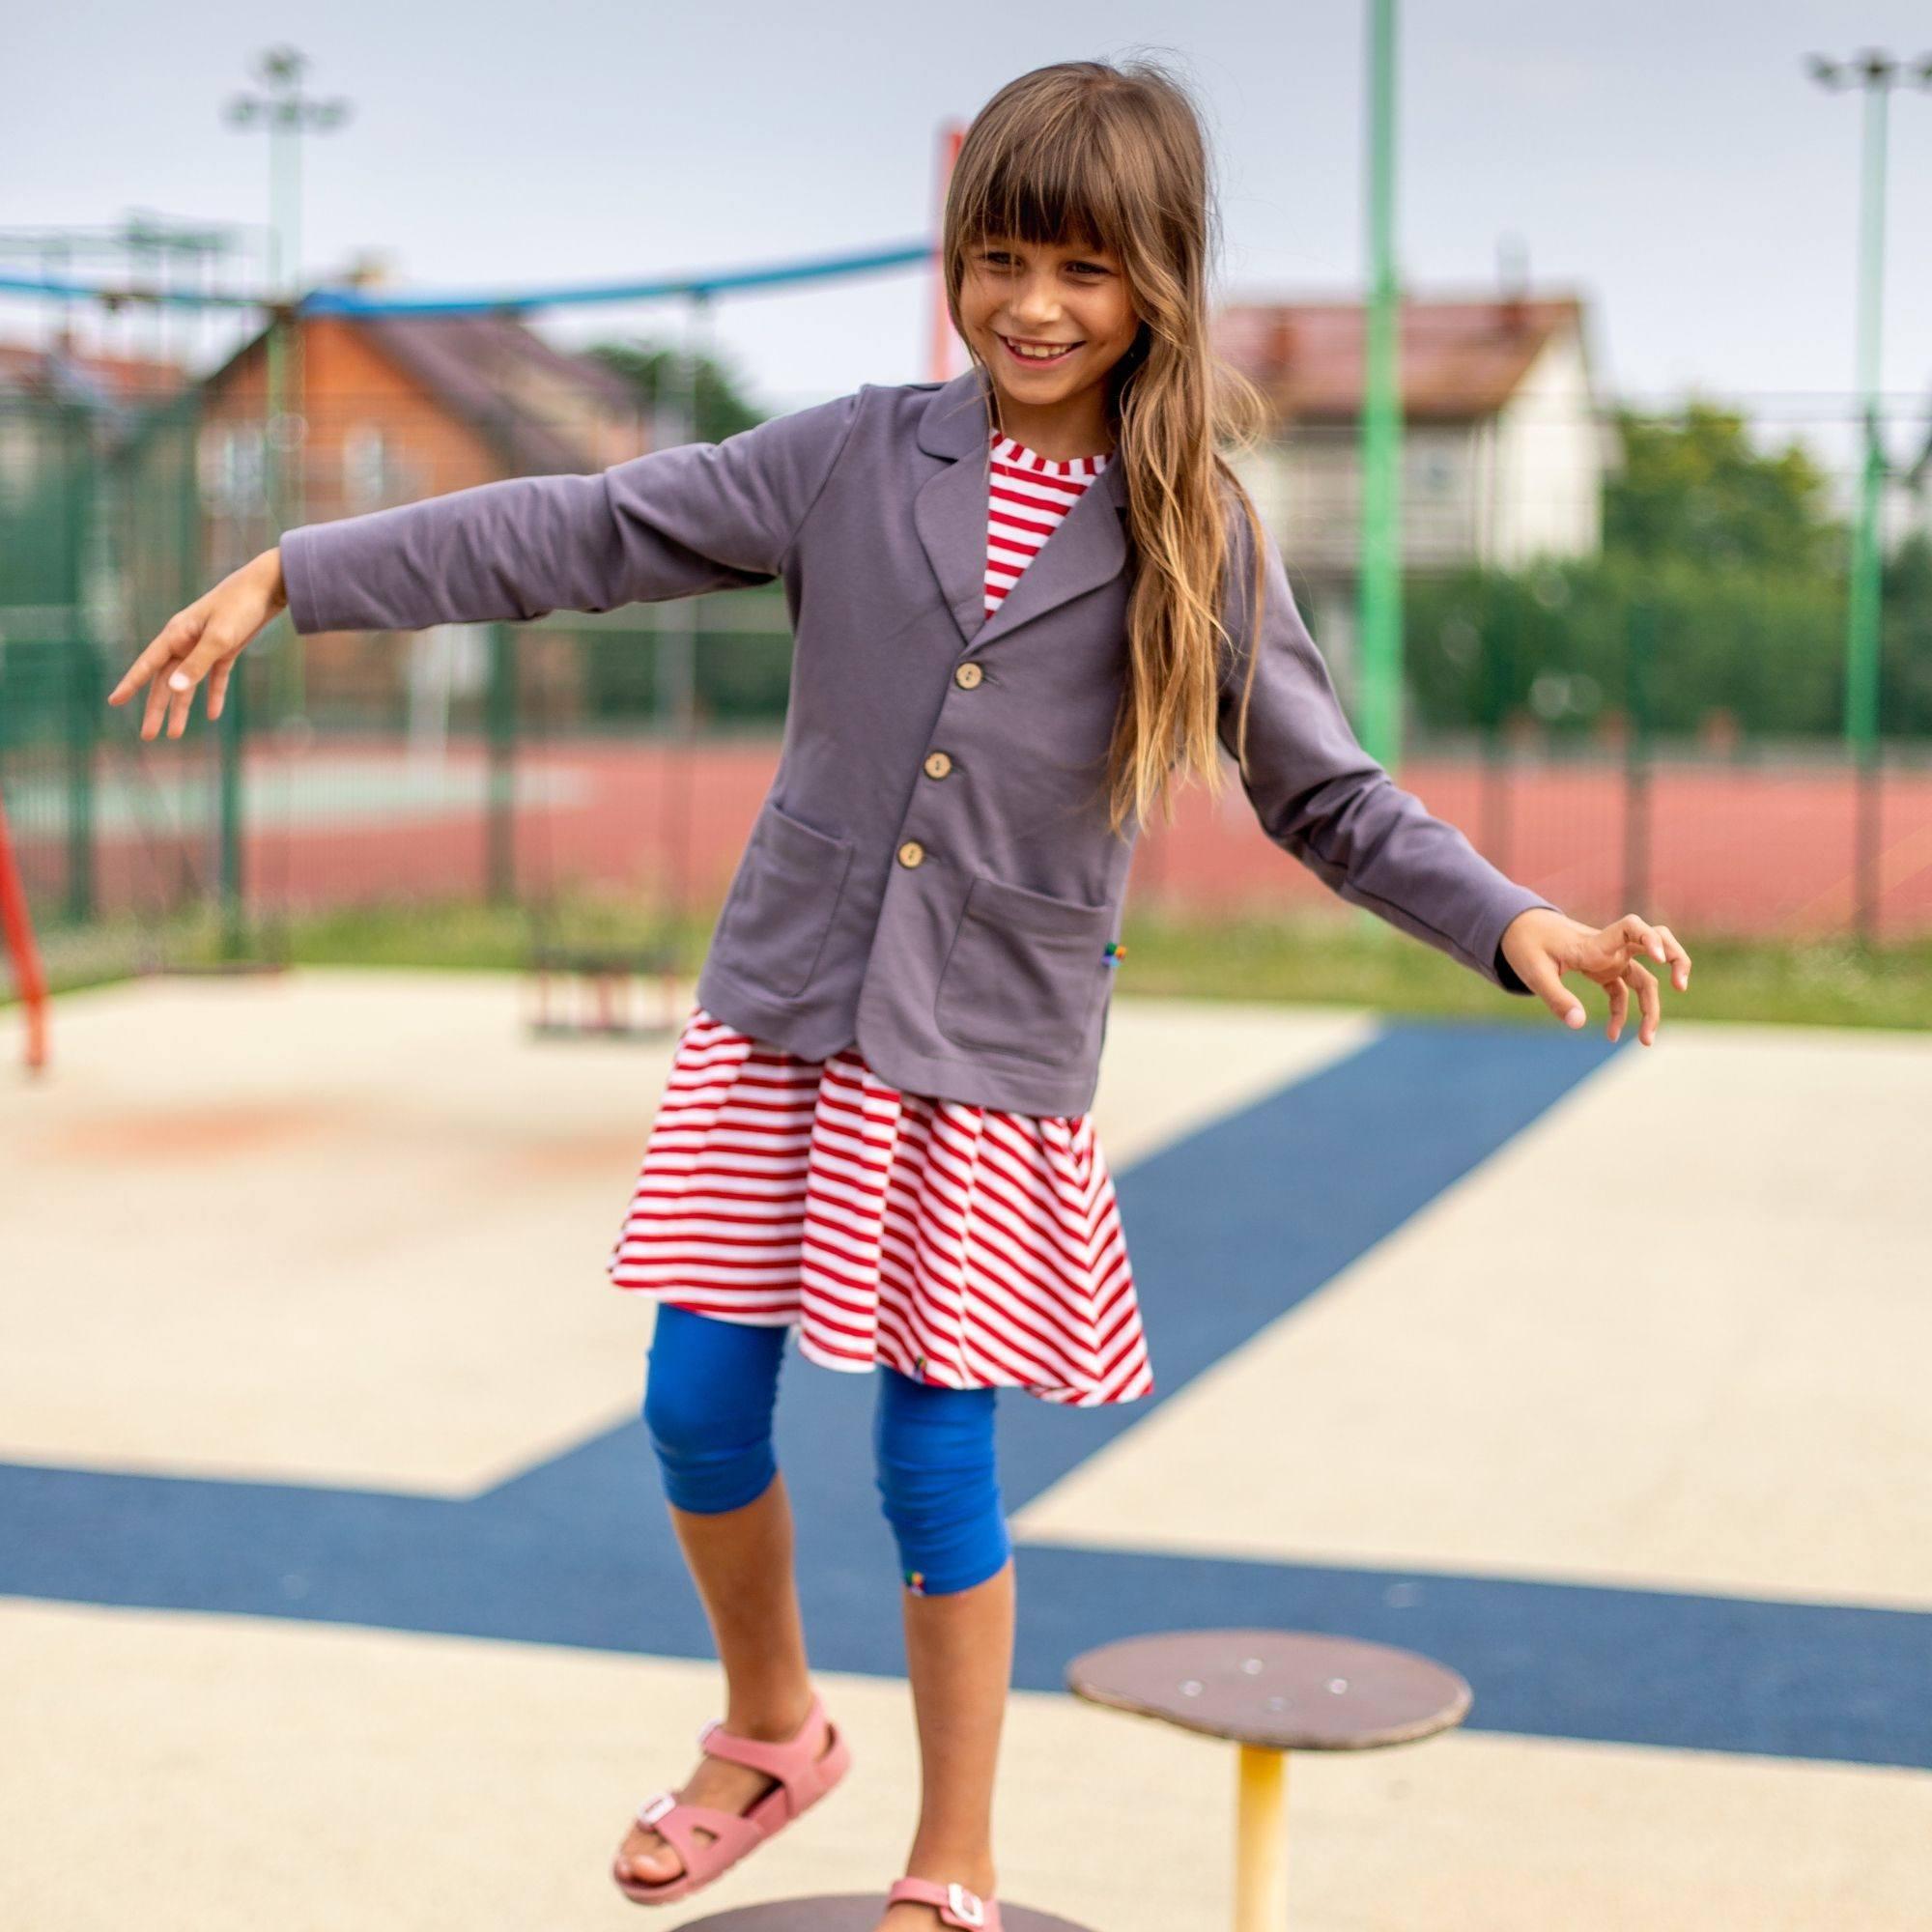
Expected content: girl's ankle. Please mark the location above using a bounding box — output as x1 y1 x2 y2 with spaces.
903 1844 997 1896
721 1684 815 1741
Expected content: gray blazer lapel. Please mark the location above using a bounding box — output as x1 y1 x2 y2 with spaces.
913 364 1130 655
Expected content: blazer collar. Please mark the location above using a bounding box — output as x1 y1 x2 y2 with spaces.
913 362 1129 654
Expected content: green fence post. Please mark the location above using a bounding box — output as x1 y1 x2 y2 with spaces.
1623 602 1654 918
486 621 516 905
53 396 98 927
217 660 246 958
1478 594 1516 875
63 639 98 924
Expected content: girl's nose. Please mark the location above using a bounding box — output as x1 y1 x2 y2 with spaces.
1011 277 1063 317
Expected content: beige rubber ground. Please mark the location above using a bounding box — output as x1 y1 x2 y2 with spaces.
4 972 1927 1930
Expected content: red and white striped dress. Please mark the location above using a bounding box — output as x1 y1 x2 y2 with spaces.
606 430 1153 1408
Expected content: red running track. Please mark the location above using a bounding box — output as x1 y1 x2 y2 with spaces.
43 737 1932 943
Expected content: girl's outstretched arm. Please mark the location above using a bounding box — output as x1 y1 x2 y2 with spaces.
109 388 864 738
279 388 863 635
1214 507 1560 996
1215 512 1693 1039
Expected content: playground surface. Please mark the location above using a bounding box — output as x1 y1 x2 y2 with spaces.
3 970 1929 1930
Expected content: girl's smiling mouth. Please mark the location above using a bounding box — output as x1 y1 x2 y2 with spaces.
996 332 1082 366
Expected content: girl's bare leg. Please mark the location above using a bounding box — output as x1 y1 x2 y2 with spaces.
877 1553 1015 1929
615 1471 838 1886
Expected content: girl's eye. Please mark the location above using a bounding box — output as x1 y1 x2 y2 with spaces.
978 250 1108 275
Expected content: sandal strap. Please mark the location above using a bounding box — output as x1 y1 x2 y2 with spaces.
886 1877 995 1928
633 1788 761 1866
695 1694 828 1800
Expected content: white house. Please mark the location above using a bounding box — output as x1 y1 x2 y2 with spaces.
1211 290 1614 668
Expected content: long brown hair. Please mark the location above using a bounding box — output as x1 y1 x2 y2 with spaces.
941 56 1273 838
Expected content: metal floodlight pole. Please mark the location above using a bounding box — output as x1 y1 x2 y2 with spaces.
1805 48 1932 942
224 44 350 955
1358 0 1404 777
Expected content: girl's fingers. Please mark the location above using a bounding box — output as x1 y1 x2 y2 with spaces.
167 622 241 698
120 606 213 713
166 662 201 738
109 614 190 706
208 658 233 721
1653 923 1691 991
1606 974 1629 1043
163 626 245 738
114 588 259 737
140 659 177 741
1516 949 1586 1030
1627 958 1661 1045
1614 911 1667 966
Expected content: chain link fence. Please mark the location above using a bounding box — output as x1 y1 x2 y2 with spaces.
5 388 1930 1000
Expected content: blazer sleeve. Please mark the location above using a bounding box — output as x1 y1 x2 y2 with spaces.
278 386 865 636
1215 501 1560 996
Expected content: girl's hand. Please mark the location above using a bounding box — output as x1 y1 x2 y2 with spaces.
107 546 289 740
1500 907 1691 1047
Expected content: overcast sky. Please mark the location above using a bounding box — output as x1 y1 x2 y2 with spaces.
9 2 1931 480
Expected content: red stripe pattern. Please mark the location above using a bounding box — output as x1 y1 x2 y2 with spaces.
607 1005 1154 1406
984 430 1110 617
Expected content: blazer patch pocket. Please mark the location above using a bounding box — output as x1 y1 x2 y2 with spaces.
934 872 1114 1065
713 801 856 999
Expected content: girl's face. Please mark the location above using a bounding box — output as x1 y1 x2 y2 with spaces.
957 231 1143 446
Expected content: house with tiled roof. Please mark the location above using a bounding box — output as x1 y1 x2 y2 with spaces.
190 270 651 721
1212 289 1613 597
196 268 647 551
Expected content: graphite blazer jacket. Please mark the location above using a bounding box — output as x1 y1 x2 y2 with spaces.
280 362 1559 1116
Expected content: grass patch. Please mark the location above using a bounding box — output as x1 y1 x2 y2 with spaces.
13 892 1932 1031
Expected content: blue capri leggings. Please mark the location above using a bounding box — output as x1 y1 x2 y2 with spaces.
641 1301 1011 1597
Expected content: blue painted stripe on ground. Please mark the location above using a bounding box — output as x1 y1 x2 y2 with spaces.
1008 1544 1932 1772
4 1462 1925 1770
13 1019 1919 1772
993 1019 1622 1510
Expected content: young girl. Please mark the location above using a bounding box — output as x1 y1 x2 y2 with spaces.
110 56 1690 1932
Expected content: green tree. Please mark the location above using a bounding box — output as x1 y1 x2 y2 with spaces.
583 337 767 442
1406 554 1845 741
1883 530 1932 737
1605 397 1843 577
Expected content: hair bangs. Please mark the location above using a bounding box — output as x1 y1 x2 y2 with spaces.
956 127 1127 263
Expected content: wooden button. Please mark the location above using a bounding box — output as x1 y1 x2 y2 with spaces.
896 839 925 868
953 662 983 689
923 751 952 780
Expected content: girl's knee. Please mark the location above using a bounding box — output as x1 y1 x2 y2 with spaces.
872 1368 1010 1595
642 1303 786 1515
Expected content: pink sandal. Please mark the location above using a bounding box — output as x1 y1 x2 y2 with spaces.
885 1877 1002 1929
611 1691 851 1905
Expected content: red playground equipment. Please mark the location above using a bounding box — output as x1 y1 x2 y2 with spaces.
0 791 49 1075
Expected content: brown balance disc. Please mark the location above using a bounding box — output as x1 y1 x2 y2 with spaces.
1065 1628 1472 1931
674 1900 1094 1931
1065 1627 1471 1749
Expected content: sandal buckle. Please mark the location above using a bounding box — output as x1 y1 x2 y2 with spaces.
638 1790 676 1827
947 1884 985 1926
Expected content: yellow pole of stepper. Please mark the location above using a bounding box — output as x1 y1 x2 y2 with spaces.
1234 1744 1289 1930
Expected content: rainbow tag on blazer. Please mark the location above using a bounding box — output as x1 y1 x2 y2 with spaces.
1104 941 1127 970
